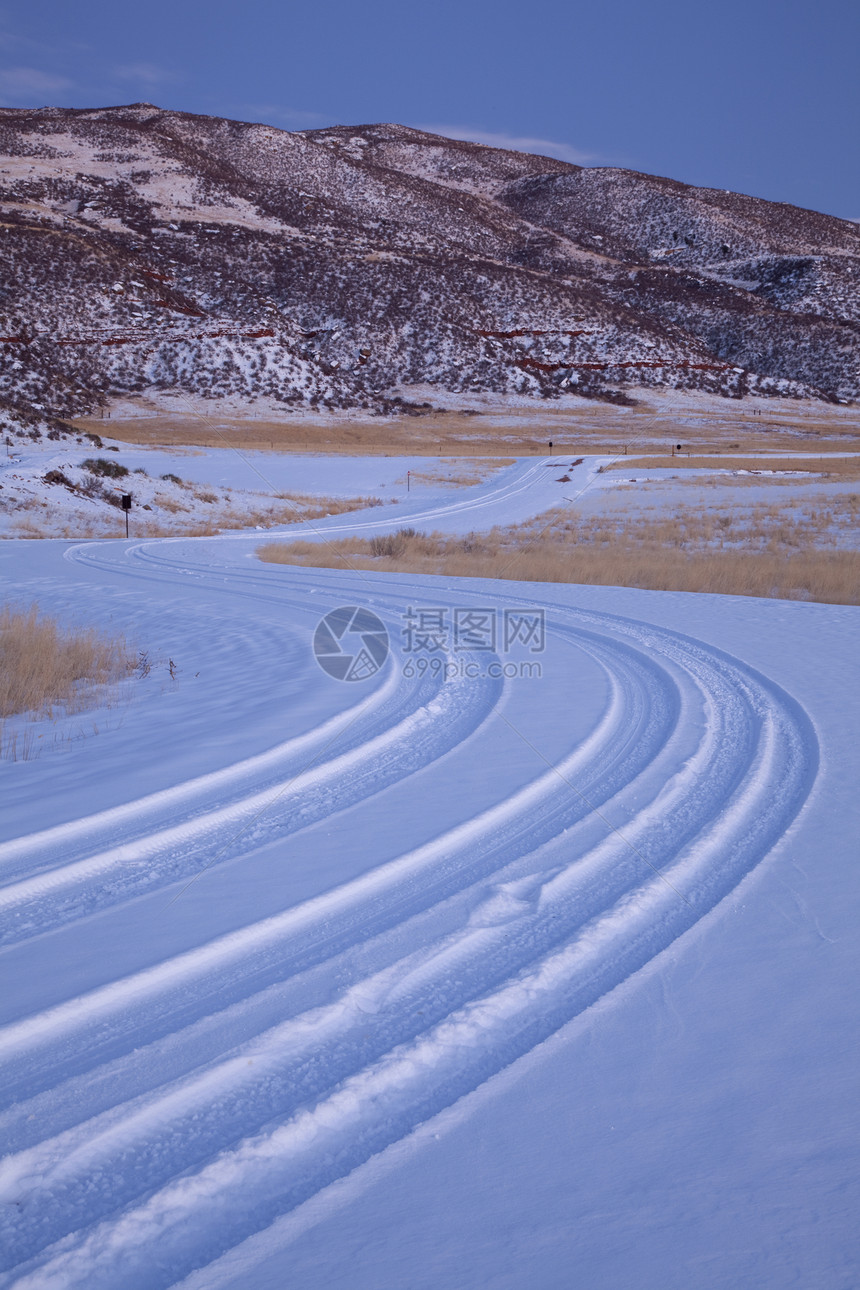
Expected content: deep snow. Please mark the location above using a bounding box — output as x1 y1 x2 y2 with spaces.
0 456 857 1290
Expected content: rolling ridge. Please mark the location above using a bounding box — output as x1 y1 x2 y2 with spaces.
1 105 858 437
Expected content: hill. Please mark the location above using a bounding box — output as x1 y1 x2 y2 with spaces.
0 104 857 423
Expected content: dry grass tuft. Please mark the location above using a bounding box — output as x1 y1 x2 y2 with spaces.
0 603 134 722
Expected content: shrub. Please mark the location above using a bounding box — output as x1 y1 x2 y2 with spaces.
160 472 183 485
370 530 410 558
78 474 106 499
82 456 129 479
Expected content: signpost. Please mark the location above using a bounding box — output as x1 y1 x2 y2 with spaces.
121 493 131 537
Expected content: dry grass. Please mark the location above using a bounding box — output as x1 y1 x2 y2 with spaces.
153 495 189 514
8 518 128 539
258 501 860 606
0 604 134 718
7 492 384 540
72 414 563 457
0 603 135 758
609 456 860 479
72 395 860 459
129 492 384 538
398 458 515 488
515 497 860 555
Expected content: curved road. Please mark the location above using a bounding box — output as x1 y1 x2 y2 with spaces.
0 474 820 1289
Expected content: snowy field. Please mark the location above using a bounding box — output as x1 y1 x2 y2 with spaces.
0 433 549 538
0 452 858 1289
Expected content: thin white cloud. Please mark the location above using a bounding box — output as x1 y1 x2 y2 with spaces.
0 18 90 59
240 104 335 130
420 125 598 165
113 62 181 88
0 65 74 103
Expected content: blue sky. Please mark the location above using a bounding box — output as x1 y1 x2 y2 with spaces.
0 0 857 220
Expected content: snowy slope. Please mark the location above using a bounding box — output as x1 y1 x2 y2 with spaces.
1 105 858 421
0 473 857 1288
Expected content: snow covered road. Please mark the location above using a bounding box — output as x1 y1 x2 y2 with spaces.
0 466 857 1289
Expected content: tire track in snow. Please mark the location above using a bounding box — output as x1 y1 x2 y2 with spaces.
0 619 657 1102
0 640 401 882
0 597 817 1287
0 654 502 945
